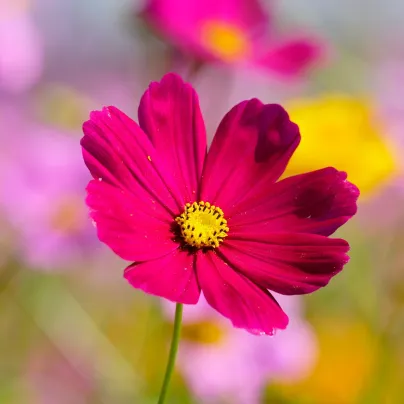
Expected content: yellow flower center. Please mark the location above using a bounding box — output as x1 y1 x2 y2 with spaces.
200 21 249 61
37 85 89 130
175 201 229 248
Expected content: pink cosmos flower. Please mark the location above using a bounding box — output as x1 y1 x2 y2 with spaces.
1 123 98 270
374 60 404 163
26 346 95 404
81 73 359 334
164 294 317 404
140 0 323 77
0 1 43 93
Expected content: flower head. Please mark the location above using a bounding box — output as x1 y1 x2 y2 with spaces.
141 0 323 77
81 73 359 334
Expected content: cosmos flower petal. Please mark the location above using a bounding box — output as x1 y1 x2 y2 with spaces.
124 249 200 304
200 100 300 214
138 73 207 202
221 233 350 295
197 251 288 334
81 105 183 215
230 168 359 236
255 38 323 77
86 180 177 262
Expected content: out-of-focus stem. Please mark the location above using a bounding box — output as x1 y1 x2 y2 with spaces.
157 303 183 404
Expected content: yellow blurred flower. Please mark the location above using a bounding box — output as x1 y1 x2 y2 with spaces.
182 320 225 344
285 95 397 196
275 319 377 404
35 85 91 131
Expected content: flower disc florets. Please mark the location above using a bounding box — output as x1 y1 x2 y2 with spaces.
175 201 229 248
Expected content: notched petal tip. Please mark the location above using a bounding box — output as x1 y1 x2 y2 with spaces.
81 106 122 138
256 103 301 160
286 167 359 234
149 72 187 91
343 175 361 200
246 314 289 336
160 71 186 83
88 106 121 123
331 168 361 212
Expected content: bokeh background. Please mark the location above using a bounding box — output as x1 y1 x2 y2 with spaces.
1 0 404 403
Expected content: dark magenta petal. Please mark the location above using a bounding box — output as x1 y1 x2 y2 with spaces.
230 167 359 237
86 180 177 261
139 73 207 203
81 105 183 216
200 100 300 214
125 249 200 304
221 233 349 295
197 251 288 334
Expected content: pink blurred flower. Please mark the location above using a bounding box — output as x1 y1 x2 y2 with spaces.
1 122 98 270
374 60 404 165
358 60 404 233
165 294 317 404
26 346 95 404
81 73 358 335
0 1 43 93
140 0 323 77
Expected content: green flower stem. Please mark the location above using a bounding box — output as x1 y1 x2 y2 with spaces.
157 303 183 404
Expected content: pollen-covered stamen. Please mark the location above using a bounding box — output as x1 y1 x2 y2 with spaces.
175 201 229 248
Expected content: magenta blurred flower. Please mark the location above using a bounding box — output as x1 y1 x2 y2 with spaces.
81 73 358 334
0 1 43 93
165 294 316 404
141 0 323 77
1 125 97 270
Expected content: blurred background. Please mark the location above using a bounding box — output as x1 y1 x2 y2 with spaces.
1 0 404 403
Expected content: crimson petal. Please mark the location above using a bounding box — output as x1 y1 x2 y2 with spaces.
139 73 207 203
197 251 288 334
125 249 200 304
200 100 300 214
221 233 350 295
86 180 177 262
81 105 183 216
229 167 359 237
